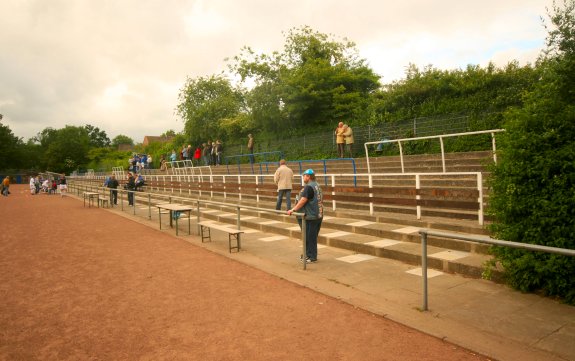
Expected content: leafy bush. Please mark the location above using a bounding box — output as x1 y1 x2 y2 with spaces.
487 0 575 304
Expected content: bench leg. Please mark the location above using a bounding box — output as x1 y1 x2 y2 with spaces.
200 225 211 243
228 233 241 253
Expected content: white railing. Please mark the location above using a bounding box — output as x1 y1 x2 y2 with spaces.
78 171 485 225
363 129 505 174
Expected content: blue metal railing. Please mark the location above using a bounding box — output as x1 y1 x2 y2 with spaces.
224 151 284 174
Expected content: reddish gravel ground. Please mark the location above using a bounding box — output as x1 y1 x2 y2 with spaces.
0 185 489 360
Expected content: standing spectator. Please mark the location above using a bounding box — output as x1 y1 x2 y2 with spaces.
147 154 153 169
211 141 217 166
126 172 135 206
215 140 223 166
50 179 57 194
107 174 119 205
247 134 255 163
141 154 148 170
187 145 193 161
59 175 67 197
131 154 138 173
34 176 40 194
287 169 323 263
274 159 294 211
193 146 202 166
335 121 345 158
181 145 188 161
29 176 36 195
160 155 168 171
1 176 10 196
170 149 177 162
203 142 211 166
343 124 354 158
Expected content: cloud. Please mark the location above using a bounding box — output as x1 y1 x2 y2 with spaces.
0 0 554 143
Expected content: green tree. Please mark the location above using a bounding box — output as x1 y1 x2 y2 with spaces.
229 26 380 134
0 120 24 170
176 74 244 143
487 0 575 303
84 124 111 148
45 126 92 172
111 134 134 148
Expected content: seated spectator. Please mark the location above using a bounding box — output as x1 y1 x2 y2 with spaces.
135 174 145 191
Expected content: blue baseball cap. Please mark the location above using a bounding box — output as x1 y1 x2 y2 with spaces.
302 169 314 176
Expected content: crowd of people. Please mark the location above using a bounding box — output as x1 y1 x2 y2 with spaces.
128 154 153 173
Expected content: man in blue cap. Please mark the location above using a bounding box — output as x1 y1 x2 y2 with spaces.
287 168 323 263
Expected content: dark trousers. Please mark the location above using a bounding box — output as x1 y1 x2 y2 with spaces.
127 190 134 205
297 217 322 260
276 189 291 210
109 189 118 205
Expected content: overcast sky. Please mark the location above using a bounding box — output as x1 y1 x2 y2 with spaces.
1 0 554 143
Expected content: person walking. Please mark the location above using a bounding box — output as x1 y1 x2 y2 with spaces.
287 169 323 263
107 174 119 205
343 124 354 158
247 134 254 164
335 122 345 158
274 159 294 211
1 176 10 196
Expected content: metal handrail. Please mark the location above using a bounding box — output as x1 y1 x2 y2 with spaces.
364 129 505 174
418 229 575 311
68 180 310 269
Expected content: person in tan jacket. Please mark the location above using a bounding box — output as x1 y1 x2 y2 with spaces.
335 122 345 158
343 124 354 158
274 159 294 210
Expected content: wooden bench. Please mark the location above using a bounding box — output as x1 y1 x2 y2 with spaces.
198 222 244 253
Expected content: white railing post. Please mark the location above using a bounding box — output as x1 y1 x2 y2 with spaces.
440 136 446 172
331 175 336 211
416 174 421 220
369 173 374 215
491 132 498 163
399 141 405 173
477 172 484 225
238 175 242 201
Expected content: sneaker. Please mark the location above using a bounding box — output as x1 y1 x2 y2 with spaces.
299 256 317 264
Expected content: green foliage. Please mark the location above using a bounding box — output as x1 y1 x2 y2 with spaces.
487 0 575 304
176 74 244 144
371 62 539 126
84 124 110 148
111 134 134 147
0 120 24 170
45 126 92 173
228 26 380 134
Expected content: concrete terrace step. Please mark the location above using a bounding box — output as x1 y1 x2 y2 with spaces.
196 204 500 281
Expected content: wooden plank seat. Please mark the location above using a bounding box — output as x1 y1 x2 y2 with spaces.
198 222 244 253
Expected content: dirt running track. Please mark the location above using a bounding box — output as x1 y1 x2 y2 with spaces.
0 185 488 360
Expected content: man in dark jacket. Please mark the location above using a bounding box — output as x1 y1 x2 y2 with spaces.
107 175 119 205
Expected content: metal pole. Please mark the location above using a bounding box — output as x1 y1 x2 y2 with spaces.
302 217 307 270
196 200 201 235
237 206 241 230
421 232 428 311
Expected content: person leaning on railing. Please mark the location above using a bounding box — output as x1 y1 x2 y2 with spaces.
287 169 324 264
